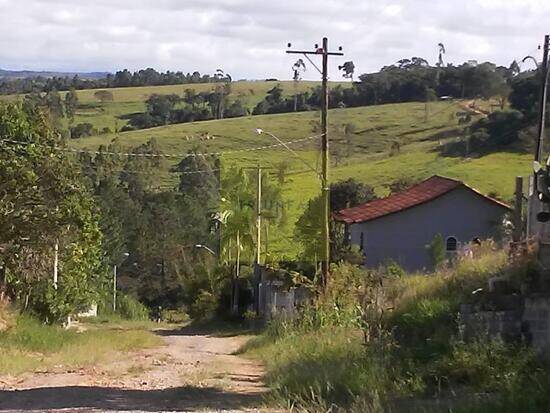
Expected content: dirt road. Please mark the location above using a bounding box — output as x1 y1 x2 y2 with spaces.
0 326 272 413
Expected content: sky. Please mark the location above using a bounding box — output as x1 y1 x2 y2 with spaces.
0 0 549 81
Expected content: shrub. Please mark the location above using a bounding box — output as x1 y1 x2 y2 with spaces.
428 233 446 268
384 260 405 278
161 309 189 324
189 290 218 321
116 294 150 320
70 122 95 139
97 292 149 321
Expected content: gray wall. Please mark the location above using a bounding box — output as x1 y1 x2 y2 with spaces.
348 187 508 272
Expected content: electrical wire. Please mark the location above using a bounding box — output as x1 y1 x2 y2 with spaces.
0 134 322 158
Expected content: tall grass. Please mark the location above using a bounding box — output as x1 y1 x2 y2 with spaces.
97 292 151 320
0 313 161 375
244 246 549 412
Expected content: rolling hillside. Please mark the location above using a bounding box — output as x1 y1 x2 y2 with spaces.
68 99 532 258
3 80 348 132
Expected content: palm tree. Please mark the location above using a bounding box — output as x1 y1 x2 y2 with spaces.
437 43 446 67
338 61 355 82
292 59 306 112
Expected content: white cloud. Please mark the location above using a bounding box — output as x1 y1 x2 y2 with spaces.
382 4 403 17
0 0 549 80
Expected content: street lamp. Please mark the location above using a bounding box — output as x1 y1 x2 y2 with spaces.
113 252 129 312
195 244 216 255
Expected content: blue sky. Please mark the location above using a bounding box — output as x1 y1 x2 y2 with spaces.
0 0 549 80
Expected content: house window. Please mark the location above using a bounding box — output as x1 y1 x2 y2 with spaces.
359 232 364 252
446 236 458 252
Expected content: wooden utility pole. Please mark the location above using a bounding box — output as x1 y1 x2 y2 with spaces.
233 230 240 315
287 37 344 286
513 176 524 244
536 34 550 163
53 240 58 290
254 164 262 314
113 264 117 312
255 164 262 266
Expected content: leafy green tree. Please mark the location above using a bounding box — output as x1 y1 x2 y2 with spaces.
224 99 247 118
295 179 377 260
64 88 79 121
145 94 180 124
45 90 64 120
510 74 539 120
0 103 103 323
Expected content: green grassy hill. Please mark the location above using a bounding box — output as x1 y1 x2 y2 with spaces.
4 80 347 132
69 99 532 258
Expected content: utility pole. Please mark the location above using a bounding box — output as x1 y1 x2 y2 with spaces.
233 229 240 315
535 34 550 163
513 176 524 244
254 164 262 313
287 37 344 286
113 264 117 312
255 164 262 266
53 240 58 289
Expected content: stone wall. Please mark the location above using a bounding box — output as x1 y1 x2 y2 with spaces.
523 296 550 352
459 305 522 342
460 294 550 353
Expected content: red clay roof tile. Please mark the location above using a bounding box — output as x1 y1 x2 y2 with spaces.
333 175 510 224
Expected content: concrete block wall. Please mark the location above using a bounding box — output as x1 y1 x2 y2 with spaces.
523 296 550 352
459 307 522 342
460 294 550 353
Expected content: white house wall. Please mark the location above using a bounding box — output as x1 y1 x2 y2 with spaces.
348 187 508 271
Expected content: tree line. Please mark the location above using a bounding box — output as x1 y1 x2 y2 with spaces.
121 58 529 132
0 101 290 322
0 67 232 95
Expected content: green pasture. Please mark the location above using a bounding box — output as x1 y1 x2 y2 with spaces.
67 99 531 258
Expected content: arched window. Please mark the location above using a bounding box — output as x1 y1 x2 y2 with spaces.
446 236 457 252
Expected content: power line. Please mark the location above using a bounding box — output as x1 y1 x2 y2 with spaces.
0 134 322 158
83 165 221 175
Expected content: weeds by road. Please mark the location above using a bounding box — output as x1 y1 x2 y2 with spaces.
0 315 162 376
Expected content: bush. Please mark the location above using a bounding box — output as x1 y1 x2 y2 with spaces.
189 290 218 321
383 260 405 278
70 122 95 139
98 292 149 321
428 233 446 268
116 294 150 320
161 309 189 324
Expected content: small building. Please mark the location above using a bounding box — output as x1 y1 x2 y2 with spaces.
334 175 511 271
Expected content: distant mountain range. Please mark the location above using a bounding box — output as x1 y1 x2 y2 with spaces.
0 68 110 80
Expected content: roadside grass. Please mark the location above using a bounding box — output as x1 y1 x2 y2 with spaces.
243 248 549 412
0 313 162 375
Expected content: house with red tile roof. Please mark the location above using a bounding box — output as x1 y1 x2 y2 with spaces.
333 175 511 271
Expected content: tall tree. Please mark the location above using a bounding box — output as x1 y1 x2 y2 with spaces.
64 88 79 122
0 103 103 322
